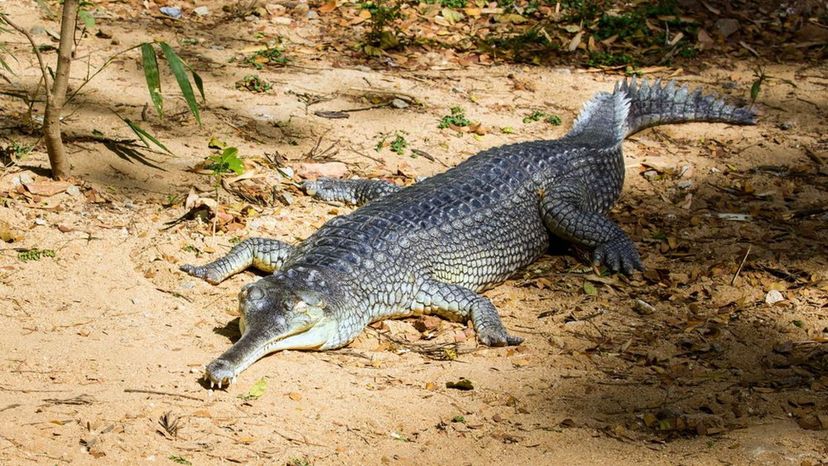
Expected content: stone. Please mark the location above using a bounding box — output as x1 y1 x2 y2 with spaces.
715 18 739 39
294 162 349 180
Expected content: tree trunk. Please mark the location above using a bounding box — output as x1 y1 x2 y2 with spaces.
43 0 79 180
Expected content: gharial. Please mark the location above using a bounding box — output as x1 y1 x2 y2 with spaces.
180 78 756 387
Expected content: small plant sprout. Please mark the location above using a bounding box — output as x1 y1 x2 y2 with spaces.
242 45 289 69
438 107 471 129
236 75 272 93
389 132 408 155
375 131 408 155
205 142 245 198
523 111 562 125
207 147 245 176
361 0 403 55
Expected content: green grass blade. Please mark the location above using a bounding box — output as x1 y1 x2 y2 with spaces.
159 42 201 125
141 43 163 119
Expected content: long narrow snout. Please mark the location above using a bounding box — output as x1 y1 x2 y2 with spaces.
204 313 338 387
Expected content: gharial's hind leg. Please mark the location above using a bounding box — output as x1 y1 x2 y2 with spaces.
302 178 401 206
414 279 523 346
180 238 294 285
539 183 642 274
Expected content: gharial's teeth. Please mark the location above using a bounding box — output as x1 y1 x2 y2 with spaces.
232 376 237 385
210 380 215 388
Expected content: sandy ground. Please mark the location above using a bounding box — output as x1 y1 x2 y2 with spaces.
0 0 826 464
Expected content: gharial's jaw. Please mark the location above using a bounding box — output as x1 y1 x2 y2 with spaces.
203 318 339 388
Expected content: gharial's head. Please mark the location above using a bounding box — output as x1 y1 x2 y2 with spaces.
204 270 340 388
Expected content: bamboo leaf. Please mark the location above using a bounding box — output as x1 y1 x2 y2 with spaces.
0 55 14 75
159 42 201 125
191 70 205 102
141 43 163 119
116 113 172 154
78 10 95 29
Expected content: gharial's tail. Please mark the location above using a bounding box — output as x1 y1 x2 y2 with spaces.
566 78 757 146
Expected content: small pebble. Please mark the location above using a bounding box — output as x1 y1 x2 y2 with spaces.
642 169 659 181
633 299 655 315
293 3 309 15
765 290 784 305
159 6 182 19
193 6 210 16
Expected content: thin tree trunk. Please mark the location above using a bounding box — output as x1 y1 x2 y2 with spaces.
42 0 79 180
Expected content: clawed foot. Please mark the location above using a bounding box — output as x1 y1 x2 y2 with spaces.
204 359 238 389
180 264 223 285
477 326 524 347
593 234 643 275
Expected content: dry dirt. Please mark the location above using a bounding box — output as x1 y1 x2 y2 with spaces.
0 0 826 464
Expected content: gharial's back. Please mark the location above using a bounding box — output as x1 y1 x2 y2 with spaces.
286 140 572 293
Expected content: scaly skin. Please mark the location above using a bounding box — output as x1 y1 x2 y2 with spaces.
181 79 757 387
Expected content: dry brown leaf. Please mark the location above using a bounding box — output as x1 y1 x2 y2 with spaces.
568 31 582 52
0 220 23 243
24 181 72 197
318 0 337 14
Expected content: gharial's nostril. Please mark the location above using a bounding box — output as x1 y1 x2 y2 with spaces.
246 285 264 301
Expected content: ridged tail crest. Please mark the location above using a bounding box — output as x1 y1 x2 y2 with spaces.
566 78 757 146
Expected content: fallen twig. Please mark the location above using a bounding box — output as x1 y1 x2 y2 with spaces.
124 388 203 401
730 245 751 286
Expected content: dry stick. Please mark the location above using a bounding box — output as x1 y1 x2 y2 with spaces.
0 15 52 107
124 388 203 401
731 245 751 286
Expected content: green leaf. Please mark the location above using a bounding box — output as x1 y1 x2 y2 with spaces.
545 114 562 125
750 77 762 104
141 43 163 119
120 116 172 154
206 147 244 176
78 9 95 28
207 136 226 149
583 281 598 296
222 147 244 174
158 42 201 125
240 377 267 401
0 55 14 75
168 455 192 465
191 70 205 102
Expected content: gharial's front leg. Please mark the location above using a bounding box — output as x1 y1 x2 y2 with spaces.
540 183 642 274
180 238 295 284
302 177 401 206
414 280 523 346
